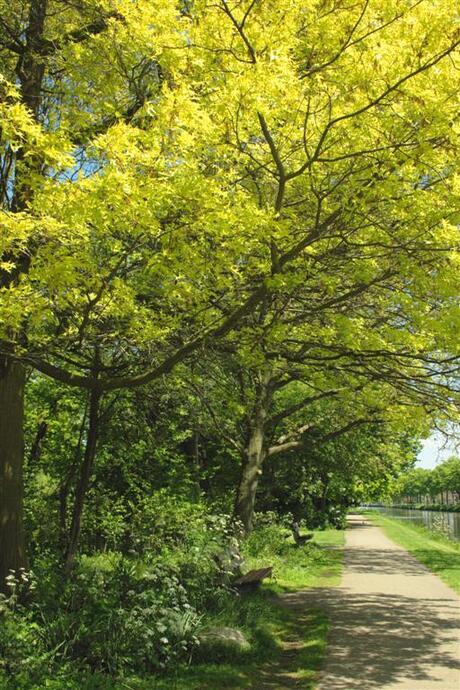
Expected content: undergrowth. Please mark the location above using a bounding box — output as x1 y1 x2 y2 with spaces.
0 517 344 690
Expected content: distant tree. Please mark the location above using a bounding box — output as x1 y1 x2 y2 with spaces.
442 457 460 497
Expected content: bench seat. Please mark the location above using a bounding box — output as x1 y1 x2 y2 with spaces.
234 566 273 587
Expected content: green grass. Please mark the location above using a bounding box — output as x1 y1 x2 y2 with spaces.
175 526 344 690
244 527 344 591
4 527 344 690
132 605 331 690
88 528 343 690
147 526 344 690
368 513 460 594
141 530 342 690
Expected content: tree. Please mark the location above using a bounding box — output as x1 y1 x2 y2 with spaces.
259 421 419 524
1 0 460 580
395 467 432 503
442 457 460 497
393 454 460 504
0 0 273 580
0 0 182 583
186 338 436 530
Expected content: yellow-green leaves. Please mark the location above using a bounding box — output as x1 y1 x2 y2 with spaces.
0 77 72 168
0 0 458 407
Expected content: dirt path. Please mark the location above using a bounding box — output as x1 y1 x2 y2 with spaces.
252 515 460 690
315 515 460 690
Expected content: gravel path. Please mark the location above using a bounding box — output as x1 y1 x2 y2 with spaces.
315 515 460 690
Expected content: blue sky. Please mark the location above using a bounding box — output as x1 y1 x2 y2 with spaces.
417 433 459 469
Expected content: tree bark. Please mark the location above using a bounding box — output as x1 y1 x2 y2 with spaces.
234 429 267 533
59 401 88 547
64 387 100 574
0 358 28 592
180 430 208 498
319 478 329 514
16 0 48 116
234 373 273 533
0 0 48 593
29 420 48 466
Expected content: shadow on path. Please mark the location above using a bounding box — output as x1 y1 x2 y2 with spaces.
343 547 430 576
308 588 459 689
314 519 460 690
253 586 459 689
251 519 460 690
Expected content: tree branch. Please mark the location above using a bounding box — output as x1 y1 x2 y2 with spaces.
311 36 460 161
36 12 124 57
18 211 341 391
220 0 257 63
268 388 342 427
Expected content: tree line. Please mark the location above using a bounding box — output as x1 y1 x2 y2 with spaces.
1 1 459 686
1 0 459 595
393 456 460 507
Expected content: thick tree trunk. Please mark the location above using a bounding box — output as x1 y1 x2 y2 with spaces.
0 0 48 594
0 358 28 592
64 388 100 574
234 427 266 533
234 372 273 533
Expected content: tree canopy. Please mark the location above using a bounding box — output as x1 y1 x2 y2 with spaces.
0 2 459 685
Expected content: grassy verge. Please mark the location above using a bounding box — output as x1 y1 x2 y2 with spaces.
245 528 343 591
3 527 344 690
368 512 460 594
128 603 331 690
57 527 344 690
150 527 344 690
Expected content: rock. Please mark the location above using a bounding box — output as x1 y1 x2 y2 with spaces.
197 626 250 652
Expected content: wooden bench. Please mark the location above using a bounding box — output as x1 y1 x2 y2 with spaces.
291 523 313 546
234 566 273 588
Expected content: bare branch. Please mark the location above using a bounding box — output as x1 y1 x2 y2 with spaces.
220 0 257 63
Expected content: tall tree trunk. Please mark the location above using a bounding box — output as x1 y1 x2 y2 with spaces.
0 358 28 592
181 430 207 499
59 401 88 547
234 430 267 533
319 479 330 515
64 387 100 574
234 372 272 533
0 0 48 592
197 442 211 496
29 420 48 466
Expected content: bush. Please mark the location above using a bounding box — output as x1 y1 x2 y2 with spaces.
0 570 50 686
66 557 201 672
326 506 348 529
0 498 243 687
0 558 201 681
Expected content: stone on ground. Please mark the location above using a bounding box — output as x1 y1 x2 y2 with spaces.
197 626 250 652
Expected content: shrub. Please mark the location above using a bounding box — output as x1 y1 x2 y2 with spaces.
0 557 201 684
0 570 49 685
0 499 243 686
